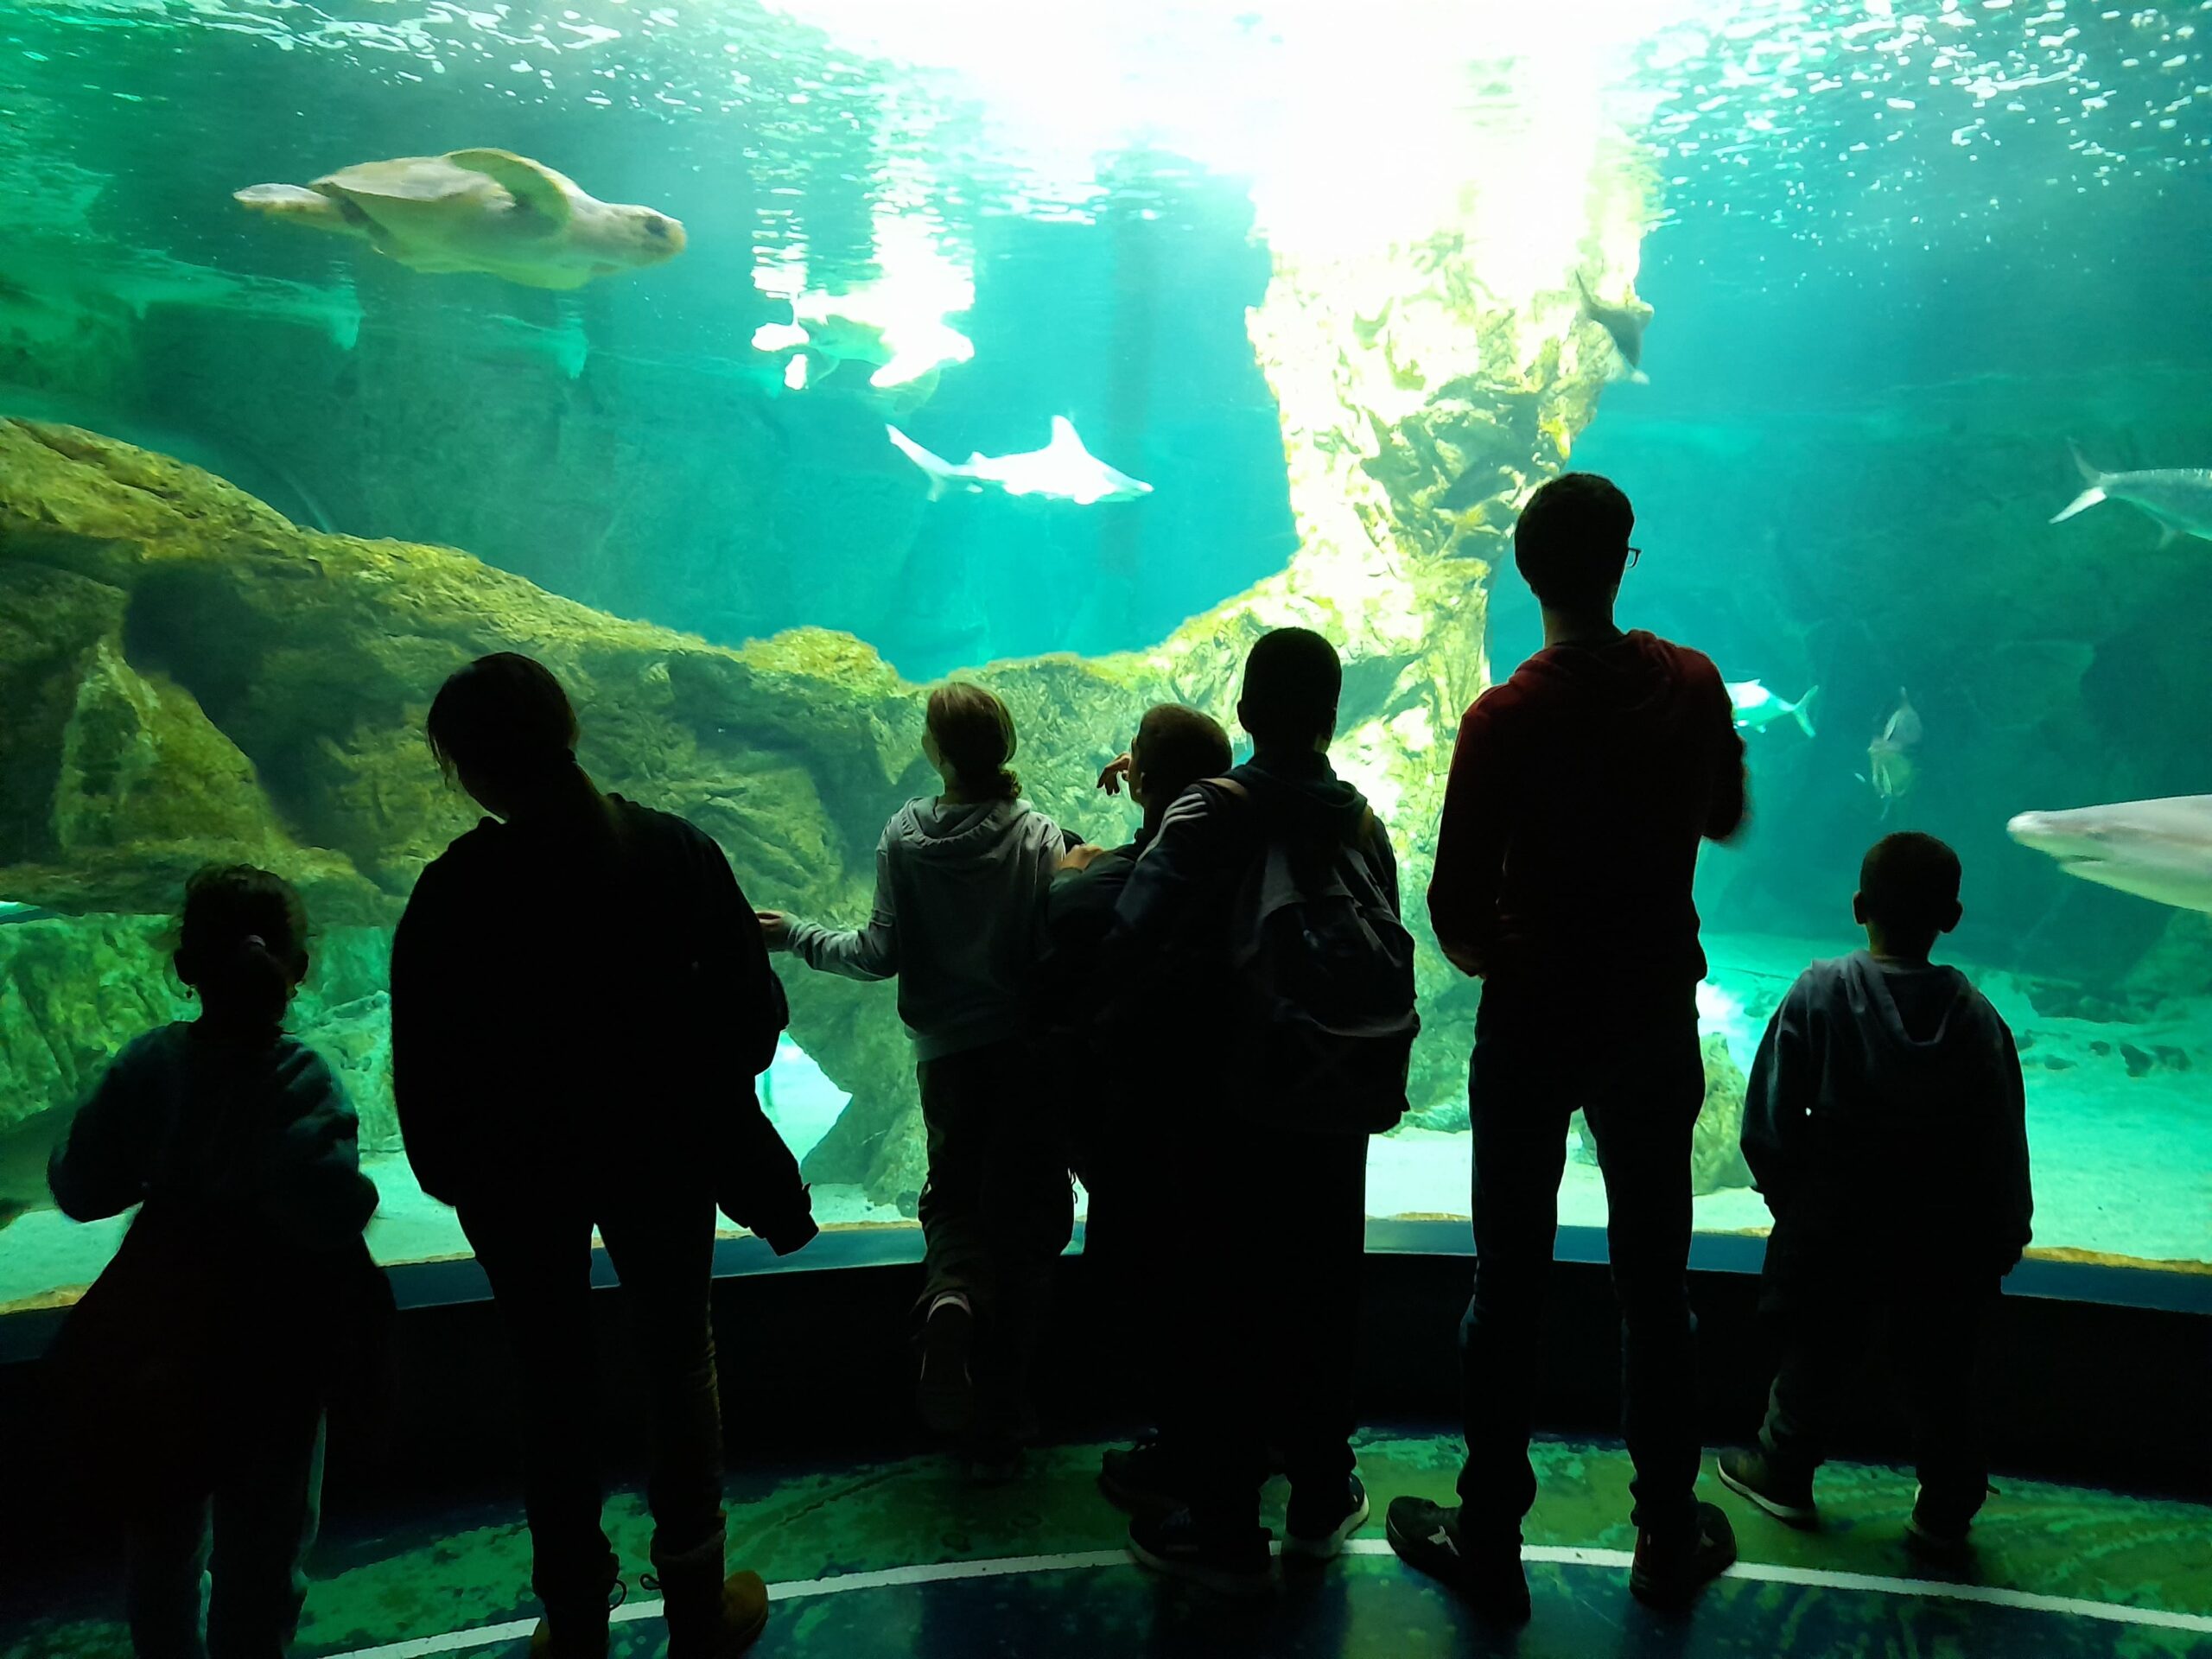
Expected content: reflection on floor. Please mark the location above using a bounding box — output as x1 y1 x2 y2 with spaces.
6 1433 2208 1659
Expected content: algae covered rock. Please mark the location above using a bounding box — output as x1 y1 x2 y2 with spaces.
1693 1033 1755 1198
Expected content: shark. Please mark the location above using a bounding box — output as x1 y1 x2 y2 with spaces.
2006 795 2212 913
2050 443 2212 546
1726 679 1819 737
887 418 1154 506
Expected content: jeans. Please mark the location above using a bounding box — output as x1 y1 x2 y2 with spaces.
1759 1281 1997 1531
125 1410 326 1659
1168 1118 1370 1532
461 1186 723 1605
1458 982 1707 1540
915 1039 1076 1434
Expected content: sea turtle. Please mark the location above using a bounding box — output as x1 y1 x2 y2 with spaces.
234 149 685 290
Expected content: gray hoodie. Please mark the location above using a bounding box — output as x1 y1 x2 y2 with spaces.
785 796 1069 1061
1742 950 2032 1285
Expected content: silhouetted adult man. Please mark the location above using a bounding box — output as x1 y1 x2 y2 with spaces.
393 653 813 1659
1389 474 1748 1618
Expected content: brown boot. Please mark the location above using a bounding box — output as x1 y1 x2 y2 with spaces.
647 1532 768 1659
528 1552 622 1659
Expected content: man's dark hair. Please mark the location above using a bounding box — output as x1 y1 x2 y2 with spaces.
1239 627 1342 749
1860 832 1963 937
1513 472 1636 612
1133 704 1232 804
426 653 581 784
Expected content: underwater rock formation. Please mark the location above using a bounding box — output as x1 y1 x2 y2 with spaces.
1693 1034 1756 1198
0 208 1628 1209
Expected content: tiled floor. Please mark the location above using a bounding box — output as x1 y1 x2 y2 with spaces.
10 1433 2209 1658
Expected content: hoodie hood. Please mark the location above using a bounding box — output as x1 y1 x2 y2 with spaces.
1840 950 1977 1052
890 795 1040 867
1518 630 1705 723
1235 748 1371 840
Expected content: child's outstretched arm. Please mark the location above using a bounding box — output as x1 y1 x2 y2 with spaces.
770 831 899 982
1741 982 1815 1211
47 1037 162 1222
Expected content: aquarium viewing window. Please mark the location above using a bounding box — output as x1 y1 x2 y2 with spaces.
2 0 2209 1316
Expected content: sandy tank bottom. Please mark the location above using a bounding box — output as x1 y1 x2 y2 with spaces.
2 932 2206 1313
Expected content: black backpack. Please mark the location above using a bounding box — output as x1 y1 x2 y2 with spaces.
1213 778 1420 1134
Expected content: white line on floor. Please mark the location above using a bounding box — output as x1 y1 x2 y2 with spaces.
319 1541 2212 1659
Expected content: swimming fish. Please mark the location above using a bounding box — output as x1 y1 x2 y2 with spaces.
1574 272 1653 385
2007 795 2212 913
1727 679 1819 738
1862 688 1922 815
753 292 974 391
887 418 1154 506
2050 443 2212 547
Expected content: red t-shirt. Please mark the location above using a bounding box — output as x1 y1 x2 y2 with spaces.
1427 630 1746 987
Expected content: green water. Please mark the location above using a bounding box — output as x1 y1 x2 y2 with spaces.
1 0 2209 1309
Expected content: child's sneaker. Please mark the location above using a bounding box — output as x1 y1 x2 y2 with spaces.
1283 1475 1370 1560
1716 1447 1817 1526
1904 1485 1975 1563
1384 1497 1531 1624
916 1294 975 1437
1630 1502 1738 1609
1097 1436 1192 1516
1127 1510 1273 1597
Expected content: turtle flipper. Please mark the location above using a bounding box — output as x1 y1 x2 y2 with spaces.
234 182 365 238
443 149 575 228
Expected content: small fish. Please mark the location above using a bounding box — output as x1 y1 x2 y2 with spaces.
887 418 1154 506
1574 272 1653 385
1861 688 1922 815
2008 795 2212 913
2050 442 2212 547
1727 679 1819 738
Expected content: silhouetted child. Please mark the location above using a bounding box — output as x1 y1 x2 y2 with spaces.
761 682 1074 1477
1721 832 2031 1556
48 865 383 1659
1039 705 1231 1510
396 653 810 1659
1100 629 1414 1594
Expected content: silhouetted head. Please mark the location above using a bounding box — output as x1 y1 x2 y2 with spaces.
175 864 309 1033
427 653 582 818
1514 473 1636 615
1237 628 1342 753
1855 831 1964 959
925 683 1020 803
1128 704 1233 822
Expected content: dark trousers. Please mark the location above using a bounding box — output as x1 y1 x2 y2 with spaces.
124 1408 326 1659
1459 984 1707 1540
1166 1118 1370 1531
461 1189 723 1605
915 1039 1076 1433
1760 1280 1997 1530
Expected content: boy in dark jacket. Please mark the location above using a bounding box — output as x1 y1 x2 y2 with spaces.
1040 705 1232 1512
1720 833 2031 1555
1102 629 1406 1595
1391 474 1746 1620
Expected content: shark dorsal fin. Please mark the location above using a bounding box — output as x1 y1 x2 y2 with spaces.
1046 416 1090 456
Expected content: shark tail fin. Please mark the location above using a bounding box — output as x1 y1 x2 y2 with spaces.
2053 442 2110 524
2051 486 2107 525
1794 685 1820 740
886 423 956 503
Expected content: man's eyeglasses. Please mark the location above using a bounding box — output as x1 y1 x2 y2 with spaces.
1624 546 1642 570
